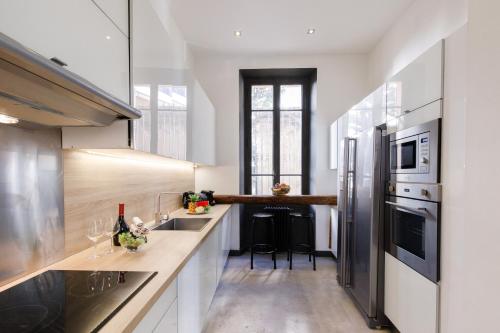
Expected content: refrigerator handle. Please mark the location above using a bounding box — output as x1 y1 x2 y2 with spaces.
345 138 356 286
339 137 356 287
346 138 356 224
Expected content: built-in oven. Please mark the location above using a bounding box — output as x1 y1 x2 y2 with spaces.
386 182 441 282
389 119 440 183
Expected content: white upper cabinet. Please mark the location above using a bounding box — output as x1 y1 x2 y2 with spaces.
0 0 129 103
131 0 216 165
190 80 216 165
387 40 443 123
92 0 129 36
329 121 338 170
346 84 386 137
62 0 216 165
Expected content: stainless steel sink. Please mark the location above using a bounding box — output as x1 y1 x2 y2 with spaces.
152 218 211 231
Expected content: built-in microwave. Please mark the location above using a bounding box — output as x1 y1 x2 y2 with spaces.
389 119 441 183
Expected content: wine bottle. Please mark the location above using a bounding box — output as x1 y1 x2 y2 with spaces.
113 203 129 246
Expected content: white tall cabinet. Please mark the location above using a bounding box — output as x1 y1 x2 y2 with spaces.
333 40 445 333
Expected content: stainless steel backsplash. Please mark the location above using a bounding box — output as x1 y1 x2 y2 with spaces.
0 124 64 286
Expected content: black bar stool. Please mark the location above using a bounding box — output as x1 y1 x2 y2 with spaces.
250 213 277 269
288 212 316 270
264 206 290 252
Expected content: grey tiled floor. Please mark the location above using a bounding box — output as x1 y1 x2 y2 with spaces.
203 253 393 333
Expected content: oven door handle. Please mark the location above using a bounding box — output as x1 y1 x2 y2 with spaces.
385 201 428 216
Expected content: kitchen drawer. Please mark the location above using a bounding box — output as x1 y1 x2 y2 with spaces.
133 279 177 333
153 299 178 333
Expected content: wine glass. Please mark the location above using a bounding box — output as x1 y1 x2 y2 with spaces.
87 219 104 259
104 216 120 254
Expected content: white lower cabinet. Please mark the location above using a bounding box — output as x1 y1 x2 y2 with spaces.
178 210 231 333
135 209 232 333
153 299 178 333
384 252 439 333
217 210 231 284
134 279 178 333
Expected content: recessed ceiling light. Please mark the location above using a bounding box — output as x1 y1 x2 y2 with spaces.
307 28 316 35
234 30 242 37
105 35 111 40
0 113 19 124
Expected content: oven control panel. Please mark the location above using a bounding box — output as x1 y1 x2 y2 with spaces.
418 132 430 173
387 182 442 202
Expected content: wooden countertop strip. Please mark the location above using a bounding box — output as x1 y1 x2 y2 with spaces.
0 204 232 333
214 194 337 206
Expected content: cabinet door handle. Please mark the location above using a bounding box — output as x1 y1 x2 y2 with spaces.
50 57 67 67
403 109 412 114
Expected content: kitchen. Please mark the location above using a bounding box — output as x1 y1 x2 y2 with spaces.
0 0 498 332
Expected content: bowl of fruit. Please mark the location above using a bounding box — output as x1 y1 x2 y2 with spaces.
187 194 211 215
272 183 290 196
118 232 147 253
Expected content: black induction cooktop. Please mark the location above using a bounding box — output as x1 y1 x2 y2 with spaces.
0 270 157 333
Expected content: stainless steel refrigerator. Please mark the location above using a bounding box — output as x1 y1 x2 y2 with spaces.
337 125 388 328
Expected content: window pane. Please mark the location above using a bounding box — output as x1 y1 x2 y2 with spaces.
280 85 302 110
252 176 273 195
134 85 150 109
158 85 187 110
251 85 273 110
133 110 151 152
280 175 302 195
280 111 302 174
251 112 273 174
158 110 187 160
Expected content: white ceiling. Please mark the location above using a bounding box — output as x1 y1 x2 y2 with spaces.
169 0 415 55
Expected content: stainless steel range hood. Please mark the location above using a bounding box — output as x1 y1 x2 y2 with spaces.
0 32 141 127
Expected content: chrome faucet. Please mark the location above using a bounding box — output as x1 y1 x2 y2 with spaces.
155 192 183 224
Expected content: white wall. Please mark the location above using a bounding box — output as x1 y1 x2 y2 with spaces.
193 51 368 251
367 0 467 90
440 24 467 333
461 1 500 331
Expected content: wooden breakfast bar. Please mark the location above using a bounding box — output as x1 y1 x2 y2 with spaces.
213 194 337 206
213 194 337 254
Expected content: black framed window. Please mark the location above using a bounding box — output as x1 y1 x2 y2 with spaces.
241 69 314 195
